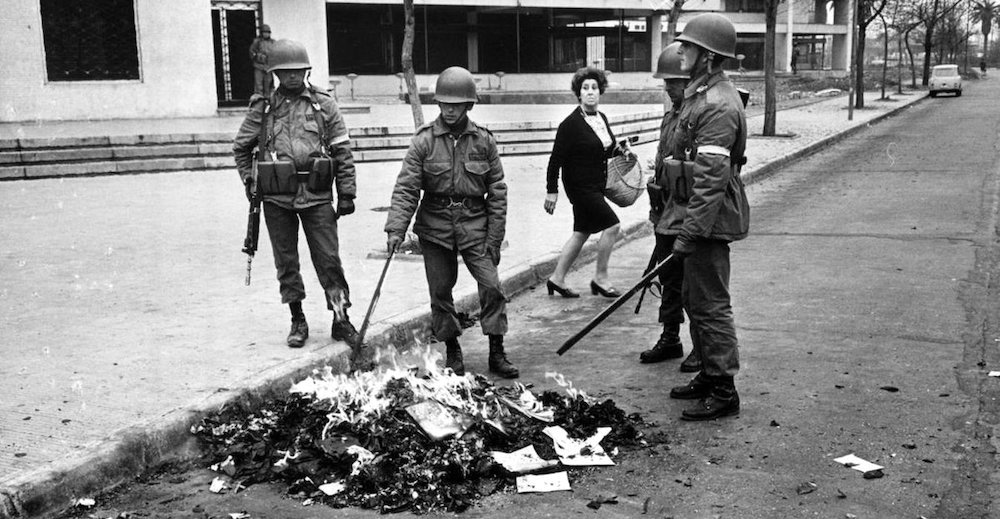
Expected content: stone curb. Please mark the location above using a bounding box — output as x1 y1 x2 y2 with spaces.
0 92 927 519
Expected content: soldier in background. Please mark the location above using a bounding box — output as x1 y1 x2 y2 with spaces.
233 39 359 349
250 24 274 97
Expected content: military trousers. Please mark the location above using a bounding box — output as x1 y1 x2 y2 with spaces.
680 239 739 379
254 68 273 97
652 233 685 325
263 201 351 311
420 239 508 341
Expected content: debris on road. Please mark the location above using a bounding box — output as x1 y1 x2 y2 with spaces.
586 494 618 509
833 453 884 478
988 371 1000 377
795 481 817 495
73 497 96 508
192 345 646 513
209 477 229 494
515 472 572 493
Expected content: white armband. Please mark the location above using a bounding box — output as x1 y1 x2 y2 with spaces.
698 145 730 157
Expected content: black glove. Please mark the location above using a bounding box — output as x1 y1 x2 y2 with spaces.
244 177 255 201
485 243 501 266
672 234 696 258
387 234 404 254
337 198 355 217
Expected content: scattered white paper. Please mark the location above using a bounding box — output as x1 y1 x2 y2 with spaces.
74 498 96 508
833 454 884 473
516 471 572 493
491 445 559 474
211 455 237 476
543 425 615 466
318 481 346 496
228 513 250 519
209 477 229 493
988 371 1000 377
347 445 374 476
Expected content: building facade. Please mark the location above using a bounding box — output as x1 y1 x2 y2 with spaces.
1 0 850 122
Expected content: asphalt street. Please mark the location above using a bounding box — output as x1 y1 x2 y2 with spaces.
41 78 1000 518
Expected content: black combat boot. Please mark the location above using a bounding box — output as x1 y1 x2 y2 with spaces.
331 313 359 348
679 346 703 372
639 324 684 363
681 379 740 421
488 335 519 379
669 373 714 400
444 338 465 376
287 317 309 348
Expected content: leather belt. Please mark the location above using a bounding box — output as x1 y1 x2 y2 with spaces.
425 194 486 209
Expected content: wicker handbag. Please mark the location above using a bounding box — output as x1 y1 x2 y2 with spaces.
604 153 645 207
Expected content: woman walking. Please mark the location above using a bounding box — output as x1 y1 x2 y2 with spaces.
543 66 629 298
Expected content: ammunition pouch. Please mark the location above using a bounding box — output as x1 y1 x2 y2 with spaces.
646 179 664 216
306 155 334 193
665 159 695 203
256 160 298 195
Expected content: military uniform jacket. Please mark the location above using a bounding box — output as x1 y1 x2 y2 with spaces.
384 116 507 251
233 86 357 210
249 38 274 71
670 69 749 242
650 108 684 234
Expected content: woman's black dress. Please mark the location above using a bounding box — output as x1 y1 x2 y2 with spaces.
546 108 619 234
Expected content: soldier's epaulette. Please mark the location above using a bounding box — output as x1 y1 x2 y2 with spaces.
414 122 435 134
310 87 333 100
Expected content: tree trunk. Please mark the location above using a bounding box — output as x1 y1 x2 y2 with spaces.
904 28 917 87
855 23 867 109
402 0 424 129
921 28 934 85
763 0 778 136
881 15 888 99
666 0 685 43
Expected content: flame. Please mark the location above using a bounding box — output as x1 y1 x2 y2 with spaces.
545 372 593 402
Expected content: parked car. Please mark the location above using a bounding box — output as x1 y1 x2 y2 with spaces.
929 64 962 97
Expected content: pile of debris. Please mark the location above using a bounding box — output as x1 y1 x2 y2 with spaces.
192 346 646 514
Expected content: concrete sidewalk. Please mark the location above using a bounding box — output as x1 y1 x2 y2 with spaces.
0 89 927 518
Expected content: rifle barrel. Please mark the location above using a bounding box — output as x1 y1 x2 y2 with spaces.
556 253 675 355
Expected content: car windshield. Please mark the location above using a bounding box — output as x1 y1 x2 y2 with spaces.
934 66 958 77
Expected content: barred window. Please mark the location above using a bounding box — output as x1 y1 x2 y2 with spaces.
40 0 140 81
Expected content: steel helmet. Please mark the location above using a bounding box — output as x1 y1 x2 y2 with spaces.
654 42 686 79
260 24 271 33
433 66 477 103
676 13 737 59
268 39 310 72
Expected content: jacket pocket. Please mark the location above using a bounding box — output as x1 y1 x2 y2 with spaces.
306 155 333 193
664 159 692 203
464 161 489 176
424 162 450 176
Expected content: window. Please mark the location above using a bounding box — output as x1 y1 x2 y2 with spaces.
933 66 958 77
40 0 140 81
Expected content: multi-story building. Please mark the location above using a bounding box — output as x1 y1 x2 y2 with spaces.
2 0 852 122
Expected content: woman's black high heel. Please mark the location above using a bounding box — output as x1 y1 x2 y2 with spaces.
546 279 580 298
590 280 621 298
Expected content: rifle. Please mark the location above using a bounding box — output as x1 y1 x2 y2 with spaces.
557 253 676 356
242 176 261 286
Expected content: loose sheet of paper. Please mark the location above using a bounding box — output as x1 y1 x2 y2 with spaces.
543 425 615 466
491 445 559 474
516 471 572 493
833 454 884 473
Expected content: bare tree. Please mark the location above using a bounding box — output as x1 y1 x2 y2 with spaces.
402 0 423 128
762 0 779 136
854 0 889 108
914 0 963 85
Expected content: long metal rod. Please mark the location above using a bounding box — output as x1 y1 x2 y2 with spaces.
557 253 675 356
356 250 395 348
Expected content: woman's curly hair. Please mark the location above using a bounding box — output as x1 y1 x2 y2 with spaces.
571 66 609 98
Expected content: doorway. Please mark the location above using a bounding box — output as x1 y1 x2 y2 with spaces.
212 1 259 107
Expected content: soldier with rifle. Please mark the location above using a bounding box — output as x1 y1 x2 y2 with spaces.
638 41 700 373
234 39 360 350
666 13 750 421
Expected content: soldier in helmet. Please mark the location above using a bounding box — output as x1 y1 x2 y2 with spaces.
233 39 360 350
639 41 701 373
384 66 518 379
249 24 274 97
663 13 750 421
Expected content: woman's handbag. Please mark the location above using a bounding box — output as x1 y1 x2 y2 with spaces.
604 152 645 207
